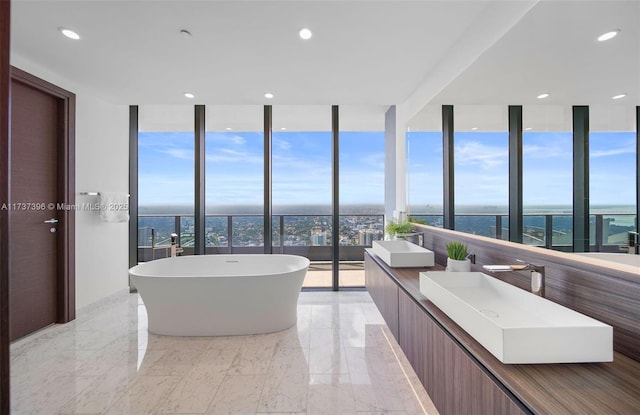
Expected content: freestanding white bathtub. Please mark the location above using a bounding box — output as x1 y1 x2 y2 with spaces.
129 254 310 336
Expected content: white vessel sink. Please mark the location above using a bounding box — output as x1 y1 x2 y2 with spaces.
419 271 613 364
372 240 434 268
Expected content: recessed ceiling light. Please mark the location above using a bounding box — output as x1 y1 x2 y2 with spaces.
225 127 232 131
597 30 620 42
264 92 274 99
537 93 550 99
471 127 478 131
299 28 313 40
612 93 627 100
59 27 80 40
280 127 287 131
184 92 195 99
524 127 532 131
180 29 192 39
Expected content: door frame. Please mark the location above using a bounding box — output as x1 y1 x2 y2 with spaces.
1 1 11 412
10 67 76 324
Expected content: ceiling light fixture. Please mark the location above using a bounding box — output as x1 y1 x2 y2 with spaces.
524 127 532 131
184 92 195 99
612 93 627 100
471 127 478 131
299 28 313 40
280 127 287 131
59 27 80 40
225 127 232 131
180 29 192 39
537 93 550 99
597 30 620 42
264 92 274 99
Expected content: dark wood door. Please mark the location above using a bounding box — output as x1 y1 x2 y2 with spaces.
9 79 59 341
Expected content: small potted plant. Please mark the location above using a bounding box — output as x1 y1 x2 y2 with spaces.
385 220 415 240
445 241 471 272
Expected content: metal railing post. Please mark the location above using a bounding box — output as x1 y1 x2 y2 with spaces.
174 216 181 245
595 214 603 251
280 215 285 254
227 215 233 253
545 215 553 249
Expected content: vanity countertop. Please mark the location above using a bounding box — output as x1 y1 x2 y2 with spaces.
366 250 640 415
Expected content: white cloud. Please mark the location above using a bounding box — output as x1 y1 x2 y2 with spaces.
205 149 263 164
455 141 507 170
590 144 636 158
157 148 193 160
229 135 247 145
274 138 292 151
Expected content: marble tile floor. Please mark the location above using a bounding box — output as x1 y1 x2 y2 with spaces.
10 291 439 415
303 262 365 288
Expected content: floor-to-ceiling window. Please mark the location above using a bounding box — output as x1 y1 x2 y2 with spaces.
523 105 573 248
272 106 333 288
205 106 264 253
454 105 509 238
407 105 444 227
589 105 637 250
138 106 194 260
338 106 385 287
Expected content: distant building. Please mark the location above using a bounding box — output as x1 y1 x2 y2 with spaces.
359 229 382 246
311 230 327 245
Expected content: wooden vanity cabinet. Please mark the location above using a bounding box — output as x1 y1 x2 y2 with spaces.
364 254 399 339
397 289 527 415
365 253 529 415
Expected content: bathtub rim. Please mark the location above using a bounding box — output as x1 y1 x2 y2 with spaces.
129 253 311 278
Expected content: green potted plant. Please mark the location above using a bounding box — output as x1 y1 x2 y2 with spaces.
445 241 471 272
385 220 414 238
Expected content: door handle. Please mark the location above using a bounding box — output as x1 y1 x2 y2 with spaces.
44 218 59 224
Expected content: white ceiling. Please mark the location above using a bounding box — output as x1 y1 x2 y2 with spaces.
10 0 492 105
10 0 640 131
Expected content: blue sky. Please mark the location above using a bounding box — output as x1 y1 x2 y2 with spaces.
407 130 636 209
139 129 635 211
138 131 385 208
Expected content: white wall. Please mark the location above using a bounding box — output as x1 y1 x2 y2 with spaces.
384 105 407 223
10 54 129 310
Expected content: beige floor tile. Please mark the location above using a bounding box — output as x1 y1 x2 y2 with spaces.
257 347 310 413
59 365 141 414
104 375 181 414
155 364 227 414
10 291 438 415
307 374 356 415
207 374 266 414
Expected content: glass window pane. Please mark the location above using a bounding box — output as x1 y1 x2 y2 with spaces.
339 106 385 287
523 105 573 249
138 106 194 260
454 105 508 238
273 106 332 288
205 106 264 253
590 105 637 248
407 104 443 226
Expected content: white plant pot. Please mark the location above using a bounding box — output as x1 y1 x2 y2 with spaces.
394 232 419 244
446 258 471 272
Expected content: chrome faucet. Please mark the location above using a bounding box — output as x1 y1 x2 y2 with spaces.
620 231 639 254
170 233 184 257
483 260 546 297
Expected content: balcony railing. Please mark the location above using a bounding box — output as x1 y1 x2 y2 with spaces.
411 213 637 252
138 212 636 262
138 214 385 262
